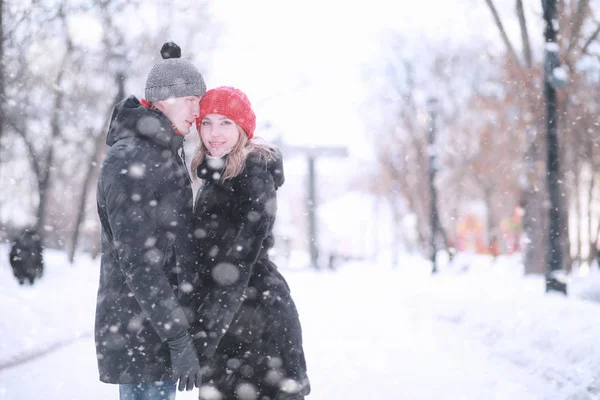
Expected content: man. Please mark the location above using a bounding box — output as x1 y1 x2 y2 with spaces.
95 42 205 399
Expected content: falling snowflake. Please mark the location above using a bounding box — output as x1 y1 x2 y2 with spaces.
279 378 302 394
195 228 207 239
207 158 226 170
144 236 157 248
129 163 146 179
212 263 240 286
235 382 258 400
137 116 161 136
180 282 193 293
247 211 260 222
199 385 223 400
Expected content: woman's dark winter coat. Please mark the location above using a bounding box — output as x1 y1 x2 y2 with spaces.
95 95 195 384
187 150 310 399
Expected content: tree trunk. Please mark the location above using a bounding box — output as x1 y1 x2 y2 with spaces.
592 215 600 268
561 182 572 273
0 0 4 152
428 104 439 274
523 187 549 274
543 0 567 294
36 52 69 235
587 168 595 253
389 193 402 267
484 185 495 244
558 99 572 273
436 217 454 262
35 170 50 234
573 162 582 265
587 171 598 265
523 126 548 275
68 128 106 263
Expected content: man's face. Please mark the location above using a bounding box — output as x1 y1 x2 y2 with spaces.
154 96 201 135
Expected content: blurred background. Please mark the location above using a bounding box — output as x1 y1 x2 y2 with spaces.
3 0 600 278
4 1 600 398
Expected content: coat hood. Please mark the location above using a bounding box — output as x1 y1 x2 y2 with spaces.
106 95 184 152
261 148 285 189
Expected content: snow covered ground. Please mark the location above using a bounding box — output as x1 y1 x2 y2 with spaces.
1 245 600 400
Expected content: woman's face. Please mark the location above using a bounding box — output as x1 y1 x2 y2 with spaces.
199 114 241 157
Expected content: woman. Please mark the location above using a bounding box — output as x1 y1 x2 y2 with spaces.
188 86 310 400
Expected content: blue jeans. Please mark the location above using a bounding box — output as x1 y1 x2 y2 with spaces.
119 380 176 400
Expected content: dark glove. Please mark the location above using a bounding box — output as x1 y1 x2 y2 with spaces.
166 332 202 391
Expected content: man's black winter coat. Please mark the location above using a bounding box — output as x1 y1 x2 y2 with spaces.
95 96 195 384
186 151 310 399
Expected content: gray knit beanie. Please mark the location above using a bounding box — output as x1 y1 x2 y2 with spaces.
145 42 207 102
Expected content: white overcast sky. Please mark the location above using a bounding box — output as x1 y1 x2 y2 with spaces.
203 0 539 157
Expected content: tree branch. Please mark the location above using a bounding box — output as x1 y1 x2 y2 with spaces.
581 22 600 54
6 117 42 182
516 0 533 68
484 0 522 67
567 0 590 56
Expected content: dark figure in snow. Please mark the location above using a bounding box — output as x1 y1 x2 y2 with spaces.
9 228 44 285
95 42 206 400
187 86 310 400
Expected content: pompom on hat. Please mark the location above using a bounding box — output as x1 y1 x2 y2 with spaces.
144 42 207 102
197 86 256 139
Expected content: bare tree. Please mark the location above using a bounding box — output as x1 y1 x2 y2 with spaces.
3 3 76 242
368 40 497 259
1 0 216 259
484 0 549 274
484 0 600 274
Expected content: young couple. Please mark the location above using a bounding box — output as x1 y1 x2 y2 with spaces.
95 42 310 400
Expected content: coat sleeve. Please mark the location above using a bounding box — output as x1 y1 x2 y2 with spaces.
193 167 276 360
102 158 190 342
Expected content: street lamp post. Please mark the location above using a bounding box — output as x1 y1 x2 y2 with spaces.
297 146 348 269
307 154 318 269
271 130 348 270
113 49 127 103
427 96 440 274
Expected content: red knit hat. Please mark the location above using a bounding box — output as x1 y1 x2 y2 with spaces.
197 86 256 139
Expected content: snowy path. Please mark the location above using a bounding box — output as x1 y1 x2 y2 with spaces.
0 266 529 400
290 264 575 400
0 298 530 400
1 251 599 399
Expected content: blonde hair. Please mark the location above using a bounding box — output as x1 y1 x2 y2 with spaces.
191 124 275 182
